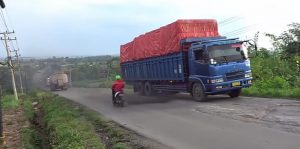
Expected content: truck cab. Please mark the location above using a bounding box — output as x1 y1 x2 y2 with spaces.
185 37 252 101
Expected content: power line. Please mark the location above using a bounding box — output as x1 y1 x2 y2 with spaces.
219 17 243 27
1 31 18 100
0 9 9 31
223 25 256 36
0 1 23 97
3 9 14 31
219 17 236 25
3 8 21 51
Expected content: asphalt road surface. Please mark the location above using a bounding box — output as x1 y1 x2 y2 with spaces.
55 88 300 149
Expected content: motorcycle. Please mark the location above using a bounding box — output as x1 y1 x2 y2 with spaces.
113 91 125 107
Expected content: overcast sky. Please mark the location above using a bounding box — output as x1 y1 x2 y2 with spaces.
0 0 299 57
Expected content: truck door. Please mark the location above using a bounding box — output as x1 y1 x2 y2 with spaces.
189 48 209 77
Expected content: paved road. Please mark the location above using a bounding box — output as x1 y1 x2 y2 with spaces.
56 88 300 149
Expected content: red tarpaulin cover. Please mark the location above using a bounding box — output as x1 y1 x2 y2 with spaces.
120 19 220 63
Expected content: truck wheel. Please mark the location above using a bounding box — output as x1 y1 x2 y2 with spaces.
138 82 145 95
144 82 153 96
50 85 55 91
133 84 138 92
192 83 207 102
228 89 241 98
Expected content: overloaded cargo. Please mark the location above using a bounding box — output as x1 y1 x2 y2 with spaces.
48 72 68 91
120 19 220 63
120 19 253 101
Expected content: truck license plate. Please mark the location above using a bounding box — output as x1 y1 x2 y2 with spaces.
232 82 241 87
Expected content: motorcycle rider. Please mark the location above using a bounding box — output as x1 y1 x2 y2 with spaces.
112 75 125 102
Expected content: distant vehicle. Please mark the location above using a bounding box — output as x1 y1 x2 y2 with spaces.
120 19 253 101
49 72 68 91
46 77 50 87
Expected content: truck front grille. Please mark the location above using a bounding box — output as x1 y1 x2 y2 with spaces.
226 71 244 81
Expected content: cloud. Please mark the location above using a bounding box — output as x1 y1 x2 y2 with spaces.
0 0 299 57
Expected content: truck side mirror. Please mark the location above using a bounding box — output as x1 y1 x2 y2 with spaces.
240 49 249 59
241 50 245 58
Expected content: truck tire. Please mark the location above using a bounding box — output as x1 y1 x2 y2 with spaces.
50 84 55 91
133 84 138 92
144 82 153 96
192 83 207 102
138 82 145 95
228 89 241 98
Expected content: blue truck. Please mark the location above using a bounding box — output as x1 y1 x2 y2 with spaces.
121 36 253 101
120 19 253 101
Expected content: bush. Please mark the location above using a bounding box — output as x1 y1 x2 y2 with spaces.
20 128 42 149
33 92 105 149
243 87 300 98
244 55 300 98
23 99 35 121
1 95 19 109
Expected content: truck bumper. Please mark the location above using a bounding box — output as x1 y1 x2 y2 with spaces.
205 78 252 95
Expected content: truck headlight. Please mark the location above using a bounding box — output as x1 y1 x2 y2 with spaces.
210 59 217 65
245 73 252 78
209 78 224 84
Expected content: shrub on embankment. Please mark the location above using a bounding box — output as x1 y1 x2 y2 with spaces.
32 91 105 149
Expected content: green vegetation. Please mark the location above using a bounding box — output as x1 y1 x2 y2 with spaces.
32 91 105 149
43 56 119 88
112 143 130 149
0 59 38 93
68 56 120 81
2 91 132 149
244 23 300 98
31 90 133 149
23 99 35 121
20 128 42 149
78 107 131 148
19 96 43 149
2 95 19 109
1 94 42 148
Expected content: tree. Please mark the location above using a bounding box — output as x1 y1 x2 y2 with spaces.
265 23 300 59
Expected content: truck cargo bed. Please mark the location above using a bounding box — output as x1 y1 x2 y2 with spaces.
121 52 187 81
120 19 219 63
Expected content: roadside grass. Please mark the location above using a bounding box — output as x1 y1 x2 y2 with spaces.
2 95 19 109
32 91 105 149
73 79 106 88
112 143 130 149
20 128 42 149
20 97 43 148
23 99 35 121
32 90 133 149
78 108 129 146
243 87 300 99
1 94 41 148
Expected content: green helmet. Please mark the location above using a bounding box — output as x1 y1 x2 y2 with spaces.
115 75 121 80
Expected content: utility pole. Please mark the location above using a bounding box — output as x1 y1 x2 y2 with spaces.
0 0 6 143
69 69 72 88
13 49 24 94
0 31 18 100
253 32 259 56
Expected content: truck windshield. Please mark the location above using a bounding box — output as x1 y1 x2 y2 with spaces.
208 44 244 63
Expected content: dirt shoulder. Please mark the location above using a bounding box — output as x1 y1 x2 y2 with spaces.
31 90 171 149
75 102 172 149
2 106 26 148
